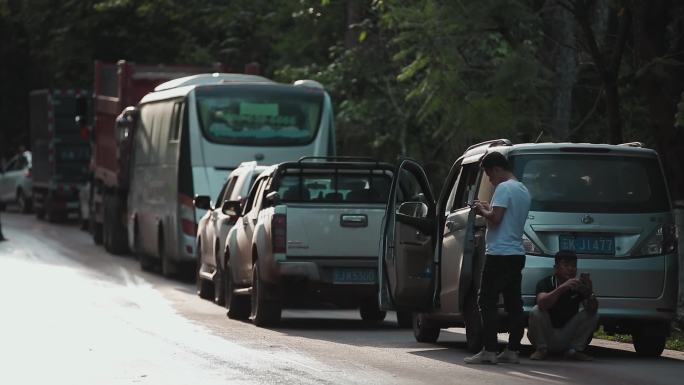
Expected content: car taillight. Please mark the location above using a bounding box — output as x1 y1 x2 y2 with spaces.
179 194 197 236
272 214 286 253
522 233 542 255
639 224 677 256
181 218 197 236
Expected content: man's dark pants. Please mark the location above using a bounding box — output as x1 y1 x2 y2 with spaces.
478 254 526 352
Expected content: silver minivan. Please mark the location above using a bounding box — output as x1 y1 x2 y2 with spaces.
379 140 678 357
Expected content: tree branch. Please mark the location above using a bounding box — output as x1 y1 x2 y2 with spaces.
566 87 604 139
609 7 631 75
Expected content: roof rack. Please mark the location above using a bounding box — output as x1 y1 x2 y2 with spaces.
297 156 378 163
618 142 644 148
465 138 513 152
293 79 324 90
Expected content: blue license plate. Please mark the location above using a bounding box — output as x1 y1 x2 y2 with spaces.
559 235 615 255
333 268 376 284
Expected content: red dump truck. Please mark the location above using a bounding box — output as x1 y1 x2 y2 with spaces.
88 60 224 254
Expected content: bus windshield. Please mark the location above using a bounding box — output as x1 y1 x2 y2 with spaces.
195 84 324 146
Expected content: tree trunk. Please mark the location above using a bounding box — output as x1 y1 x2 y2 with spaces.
571 1 629 144
543 0 577 140
345 0 363 49
629 0 684 200
604 81 622 144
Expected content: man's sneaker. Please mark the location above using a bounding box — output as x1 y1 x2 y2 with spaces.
565 349 593 361
464 349 498 365
529 349 548 361
497 348 520 364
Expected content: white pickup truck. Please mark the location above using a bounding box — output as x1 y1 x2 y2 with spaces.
222 157 394 326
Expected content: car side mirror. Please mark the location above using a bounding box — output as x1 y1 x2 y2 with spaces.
222 200 242 217
266 191 280 204
397 201 429 218
193 195 211 210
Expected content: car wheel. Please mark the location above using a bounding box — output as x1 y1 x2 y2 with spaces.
136 225 154 272
91 216 103 245
225 261 250 320
159 229 176 278
103 195 112 252
633 329 666 357
17 189 31 213
250 262 281 327
213 262 226 306
45 196 59 223
463 291 483 353
196 243 213 300
413 313 440 343
396 311 413 329
359 296 386 323
80 215 89 231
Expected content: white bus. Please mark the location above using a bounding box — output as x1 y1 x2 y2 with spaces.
126 73 335 276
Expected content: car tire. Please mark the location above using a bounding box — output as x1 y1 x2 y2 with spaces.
45 196 59 223
396 311 413 329
103 195 112 252
107 195 128 255
225 262 250 320
80 216 89 231
136 225 154 272
359 297 386 323
463 291 483 353
158 227 178 278
213 261 226 306
91 217 103 245
413 313 440 343
633 329 666 357
17 189 31 214
250 262 281 327
196 243 213 300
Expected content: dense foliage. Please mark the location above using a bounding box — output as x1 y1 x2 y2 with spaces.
1 0 683 197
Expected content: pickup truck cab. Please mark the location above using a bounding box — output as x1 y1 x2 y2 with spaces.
224 157 393 326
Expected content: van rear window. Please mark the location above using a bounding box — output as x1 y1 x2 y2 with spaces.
511 154 670 213
275 173 391 203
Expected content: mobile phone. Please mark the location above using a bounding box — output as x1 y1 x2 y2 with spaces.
580 272 590 282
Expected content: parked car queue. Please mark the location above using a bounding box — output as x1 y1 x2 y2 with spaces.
190 140 678 358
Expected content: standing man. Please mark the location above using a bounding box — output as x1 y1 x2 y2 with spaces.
464 151 531 365
528 251 599 361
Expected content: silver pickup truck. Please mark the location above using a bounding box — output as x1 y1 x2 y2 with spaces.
222 157 393 326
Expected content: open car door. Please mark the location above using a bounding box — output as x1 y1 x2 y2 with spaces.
379 159 437 312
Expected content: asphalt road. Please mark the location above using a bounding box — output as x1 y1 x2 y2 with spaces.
0 211 682 385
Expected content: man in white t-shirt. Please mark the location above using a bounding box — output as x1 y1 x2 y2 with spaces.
464 151 531 365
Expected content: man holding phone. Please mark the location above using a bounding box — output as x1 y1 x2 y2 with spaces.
528 250 599 361
464 152 531 365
